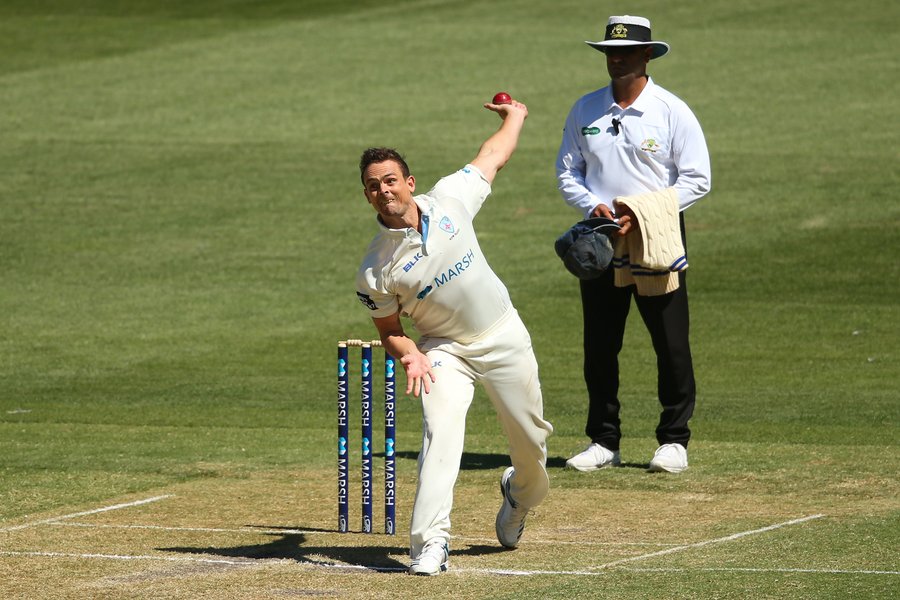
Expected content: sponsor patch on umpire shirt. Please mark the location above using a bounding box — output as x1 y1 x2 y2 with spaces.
356 291 378 310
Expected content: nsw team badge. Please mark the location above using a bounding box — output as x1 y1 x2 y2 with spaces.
439 216 456 235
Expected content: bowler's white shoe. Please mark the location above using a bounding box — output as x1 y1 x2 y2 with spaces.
408 538 449 576
495 467 529 549
565 443 622 471
648 443 689 473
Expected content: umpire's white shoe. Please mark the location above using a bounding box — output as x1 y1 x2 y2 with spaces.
495 467 529 549
648 443 689 473
408 538 449 576
565 443 621 472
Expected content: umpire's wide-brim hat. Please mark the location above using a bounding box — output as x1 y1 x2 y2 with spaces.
554 217 621 280
586 15 669 60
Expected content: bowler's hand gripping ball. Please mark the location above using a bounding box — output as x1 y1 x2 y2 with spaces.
492 92 512 105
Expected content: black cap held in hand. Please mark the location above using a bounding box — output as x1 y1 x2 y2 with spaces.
554 217 621 280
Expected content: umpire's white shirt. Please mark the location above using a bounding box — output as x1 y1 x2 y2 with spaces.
556 77 711 218
356 164 512 342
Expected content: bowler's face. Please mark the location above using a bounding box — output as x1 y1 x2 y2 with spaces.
362 160 416 226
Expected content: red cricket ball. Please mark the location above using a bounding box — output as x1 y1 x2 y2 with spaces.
492 92 512 105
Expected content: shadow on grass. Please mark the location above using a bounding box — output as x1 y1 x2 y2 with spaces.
160 526 513 572
388 451 569 471
623 462 652 470
454 544 511 557
160 530 409 572
158 454 583 571
159 453 581 569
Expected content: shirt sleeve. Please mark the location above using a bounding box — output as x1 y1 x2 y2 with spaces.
428 164 491 217
670 102 712 210
355 260 399 319
556 104 602 218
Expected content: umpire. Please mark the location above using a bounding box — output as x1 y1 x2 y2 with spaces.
556 15 711 473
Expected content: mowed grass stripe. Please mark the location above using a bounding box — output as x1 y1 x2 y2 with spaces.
1 0 897 597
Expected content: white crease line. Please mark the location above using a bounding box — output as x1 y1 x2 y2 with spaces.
590 514 826 570
46 523 681 547
0 495 174 532
622 567 900 576
451 534 680 547
49 523 292 534
1 550 896 577
0 550 261 567
10 511 881 578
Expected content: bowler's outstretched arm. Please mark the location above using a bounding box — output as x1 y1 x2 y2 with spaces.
470 100 528 185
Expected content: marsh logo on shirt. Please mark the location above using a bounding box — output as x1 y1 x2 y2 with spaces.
433 249 476 288
356 292 377 310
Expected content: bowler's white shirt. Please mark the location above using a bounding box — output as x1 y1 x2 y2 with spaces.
356 165 512 343
556 78 711 218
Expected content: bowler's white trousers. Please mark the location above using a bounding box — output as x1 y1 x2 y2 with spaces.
409 308 553 557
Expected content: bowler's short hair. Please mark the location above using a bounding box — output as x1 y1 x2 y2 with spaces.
359 147 410 185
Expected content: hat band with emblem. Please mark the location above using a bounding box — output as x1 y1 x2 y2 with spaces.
585 15 670 60
606 22 652 43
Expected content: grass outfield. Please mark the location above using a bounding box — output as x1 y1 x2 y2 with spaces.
1 0 897 598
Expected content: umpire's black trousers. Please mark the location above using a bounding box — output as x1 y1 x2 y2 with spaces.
578 247 695 452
